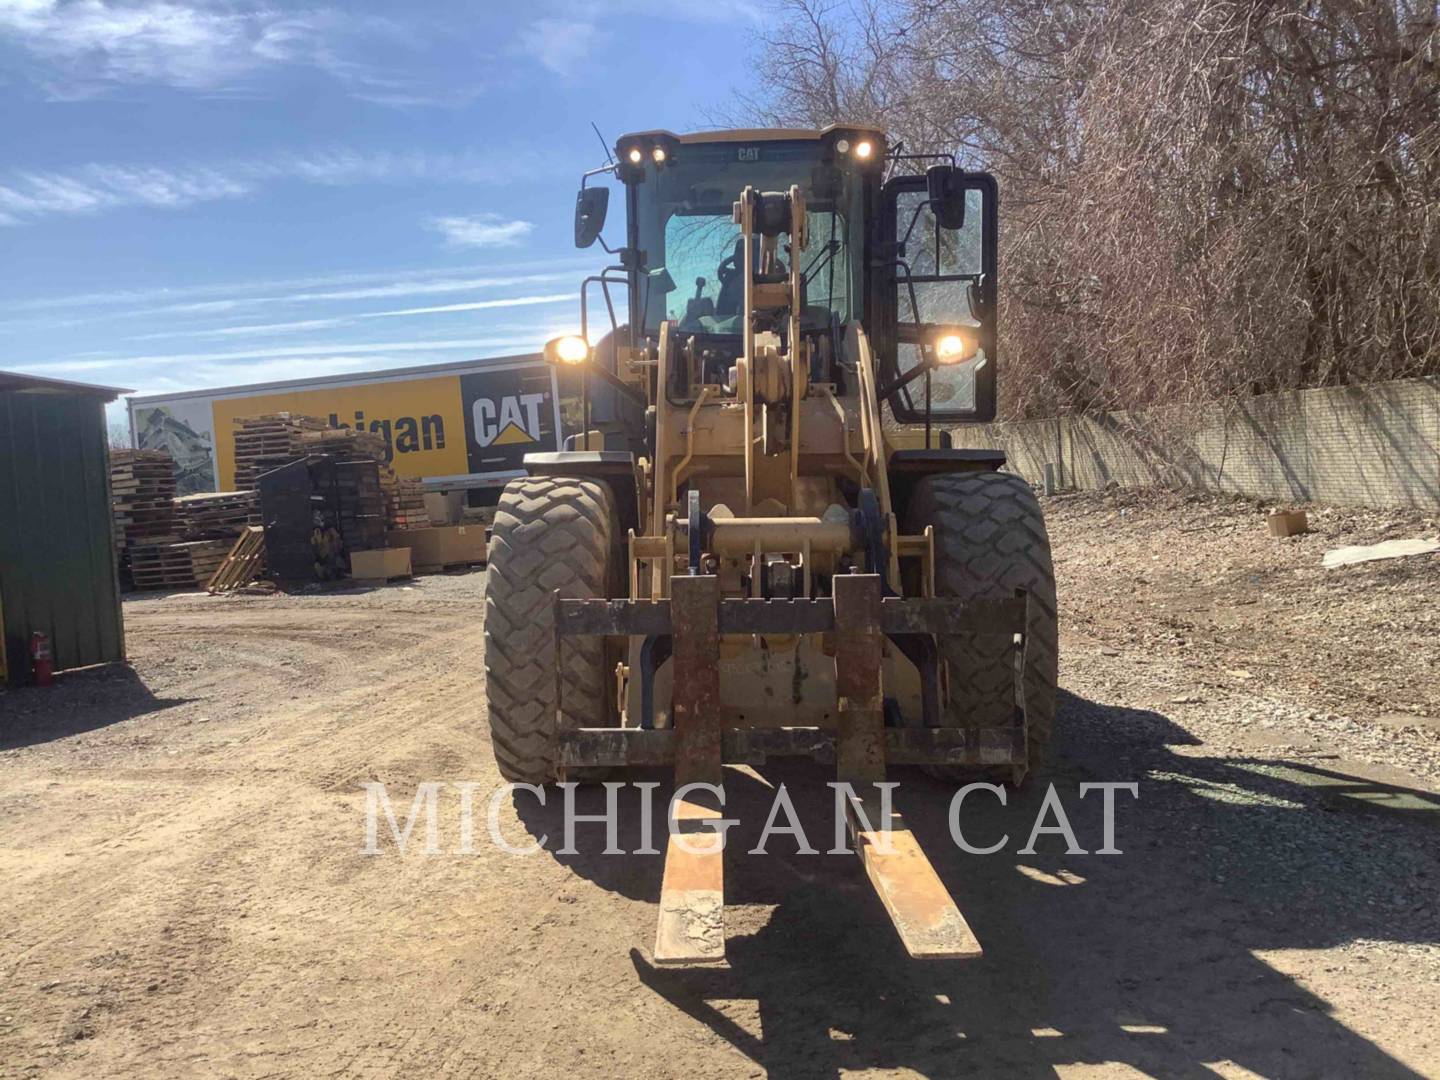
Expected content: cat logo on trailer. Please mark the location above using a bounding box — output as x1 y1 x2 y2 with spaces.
472 392 548 448
126 354 562 493
459 367 558 476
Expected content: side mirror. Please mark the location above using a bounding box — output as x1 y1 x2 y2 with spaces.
574 186 609 249
926 165 966 231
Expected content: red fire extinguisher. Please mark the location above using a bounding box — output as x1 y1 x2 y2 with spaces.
29 631 53 687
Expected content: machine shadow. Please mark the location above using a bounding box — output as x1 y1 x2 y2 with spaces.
0 662 190 749
514 688 1438 1077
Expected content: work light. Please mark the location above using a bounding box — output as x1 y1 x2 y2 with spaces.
934 330 977 364
545 335 591 365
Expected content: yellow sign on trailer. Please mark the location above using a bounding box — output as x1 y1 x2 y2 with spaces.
127 354 561 495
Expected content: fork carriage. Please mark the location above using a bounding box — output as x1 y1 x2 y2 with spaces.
552 573 1029 964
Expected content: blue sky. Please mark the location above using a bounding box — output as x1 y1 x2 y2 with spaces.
0 0 761 422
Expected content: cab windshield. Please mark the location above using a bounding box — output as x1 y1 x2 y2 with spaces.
631 140 867 336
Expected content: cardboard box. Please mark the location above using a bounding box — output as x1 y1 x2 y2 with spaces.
423 492 452 526
1267 509 1309 538
349 547 412 583
420 490 466 526
385 525 486 571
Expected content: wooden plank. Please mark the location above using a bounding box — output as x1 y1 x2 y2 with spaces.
653 798 726 966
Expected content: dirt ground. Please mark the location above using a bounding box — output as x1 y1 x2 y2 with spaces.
2 489 1438 1079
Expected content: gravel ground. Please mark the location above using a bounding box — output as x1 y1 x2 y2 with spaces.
0 493 1436 1078
1047 487 1440 782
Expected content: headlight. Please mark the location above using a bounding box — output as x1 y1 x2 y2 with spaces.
627 147 643 165
853 140 874 160
933 330 976 364
544 334 591 365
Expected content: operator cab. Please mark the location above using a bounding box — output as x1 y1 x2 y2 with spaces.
557 124 999 444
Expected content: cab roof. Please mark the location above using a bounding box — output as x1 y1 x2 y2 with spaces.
617 123 887 147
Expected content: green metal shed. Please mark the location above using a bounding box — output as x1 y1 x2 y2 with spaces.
0 371 131 684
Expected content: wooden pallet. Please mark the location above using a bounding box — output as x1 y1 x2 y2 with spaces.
174 490 260 539
413 560 487 575
129 539 233 590
388 476 431 530
298 426 390 459
233 413 329 489
111 449 179 579
207 526 267 593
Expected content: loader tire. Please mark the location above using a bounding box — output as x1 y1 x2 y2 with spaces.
484 476 619 784
906 471 1058 777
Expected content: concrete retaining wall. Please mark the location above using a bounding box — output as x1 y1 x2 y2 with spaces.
949 378 1440 509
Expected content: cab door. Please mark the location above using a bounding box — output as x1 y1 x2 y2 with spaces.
876 170 998 423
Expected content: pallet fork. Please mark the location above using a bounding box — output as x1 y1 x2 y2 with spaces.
553 573 1028 964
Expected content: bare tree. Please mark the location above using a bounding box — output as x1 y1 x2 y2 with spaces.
746 0 1440 418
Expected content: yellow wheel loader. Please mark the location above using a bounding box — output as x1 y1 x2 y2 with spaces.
484 126 1057 963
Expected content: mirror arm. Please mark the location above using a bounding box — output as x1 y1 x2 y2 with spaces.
898 202 933 252
580 163 616 187
895 258 926 337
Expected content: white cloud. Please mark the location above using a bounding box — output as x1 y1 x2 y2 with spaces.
0 258 596 313
0 146 547 227
0 0 322 91
128 292 573 340
513 3 761 77
0 0 419 98
104 343 555 397
425 213 534 249
139 316 353 340
253 270 576 306
0 162 251 223
518 17 605 76
617 0 761 19
30 335 548 373
360 293 570 318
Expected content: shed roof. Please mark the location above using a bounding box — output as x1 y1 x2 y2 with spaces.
0 370 133 400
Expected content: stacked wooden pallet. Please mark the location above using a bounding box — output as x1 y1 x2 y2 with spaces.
110 449 179 553
295 425 434 531
389 476 431 530
174 490 260 539
296 426 412 527
329 460 387 553
128 539 234 591
233 413 328 489
297 425 389 461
